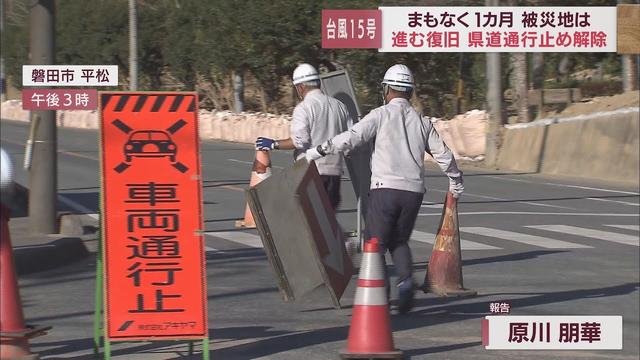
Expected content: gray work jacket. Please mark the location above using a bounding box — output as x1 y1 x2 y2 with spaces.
291 89 351 176
325 98 462 193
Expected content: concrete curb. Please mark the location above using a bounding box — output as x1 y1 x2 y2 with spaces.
7 182 29 218
5 182 92 275
59 213 99 236
14 236 90 275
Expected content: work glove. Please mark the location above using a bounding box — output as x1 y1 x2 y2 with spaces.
449 177 464 198
305 146 324 162
255 137 277 151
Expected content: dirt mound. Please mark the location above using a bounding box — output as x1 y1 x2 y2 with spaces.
550 91 639 118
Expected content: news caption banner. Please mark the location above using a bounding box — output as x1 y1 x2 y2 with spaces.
482 316 623 350
95 92 209 359
21 65 117 110
322 7 620 52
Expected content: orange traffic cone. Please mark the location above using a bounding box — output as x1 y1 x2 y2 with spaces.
0 205 49 359
235 150 272 228
422 192 476 297
340 238 403 359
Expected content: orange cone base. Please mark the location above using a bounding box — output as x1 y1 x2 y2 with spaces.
422 250 477 298
234 217 256 229
234 221 256 229
343 305 399 356
235 195 257 229
0 337 38 360
339 350 403 359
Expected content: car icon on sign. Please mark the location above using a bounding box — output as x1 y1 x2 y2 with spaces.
124 130 177 163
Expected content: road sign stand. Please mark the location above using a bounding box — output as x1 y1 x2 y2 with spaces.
319 70 369 252
93 92 209 359
93 233 104 356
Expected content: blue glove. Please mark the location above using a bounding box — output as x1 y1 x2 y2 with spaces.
256 137 276 151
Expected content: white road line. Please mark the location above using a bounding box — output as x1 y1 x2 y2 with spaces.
485 175 640 196
421 202 443 209
411 230 500 250
586 197 640 207
227 158 283 169
418 212 638 217
429 189 575 210
205 231 264 248
605 224 640 231
58 195 99 220
461 227 591 249
227 159 253 165
526 225 639 247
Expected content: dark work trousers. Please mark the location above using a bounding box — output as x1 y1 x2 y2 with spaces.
320 175 341 211
364 188 424 286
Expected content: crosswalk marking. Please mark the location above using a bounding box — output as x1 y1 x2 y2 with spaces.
587 197 640 207
205 231 264 248
461 227 591 249
205 225 639 252
605 224 640 231
526 225 639 247
418 211 639 217
411 230 500 250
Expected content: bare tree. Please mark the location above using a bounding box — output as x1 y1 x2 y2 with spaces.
618 0 638 92
507 0 528 123
622 55 638 92
510 52 529 123
233 69 244 113
532 53 544 90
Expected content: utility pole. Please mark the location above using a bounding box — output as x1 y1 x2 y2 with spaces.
484 0 503 167
1 0 5 103
129 0 138 90
28 0 57 234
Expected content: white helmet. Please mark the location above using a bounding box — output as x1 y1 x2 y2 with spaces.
381 64 414 89
292 63 320 85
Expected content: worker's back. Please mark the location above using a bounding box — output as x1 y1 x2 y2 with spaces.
292 89 350 176
370 98 428 193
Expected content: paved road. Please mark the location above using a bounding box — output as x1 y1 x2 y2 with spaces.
2 119 639 359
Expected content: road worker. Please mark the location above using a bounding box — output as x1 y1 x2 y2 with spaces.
255 63 351 210
305 64 464 314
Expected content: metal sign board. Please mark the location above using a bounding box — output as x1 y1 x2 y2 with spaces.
320 70 371 220
99 92 207 340
247 160 354 308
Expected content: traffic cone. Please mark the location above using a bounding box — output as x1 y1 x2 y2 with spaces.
422 192 476 297
235 150 272 228
0 205 48 360
340 238 403 359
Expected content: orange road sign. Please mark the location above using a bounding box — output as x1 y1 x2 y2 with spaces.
99 92 207 340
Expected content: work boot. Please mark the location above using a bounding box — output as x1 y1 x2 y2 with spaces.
396 279 415 315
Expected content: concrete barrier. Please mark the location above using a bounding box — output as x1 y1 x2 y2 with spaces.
498 109 640 184
497 126 546 173
540 111 639 182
